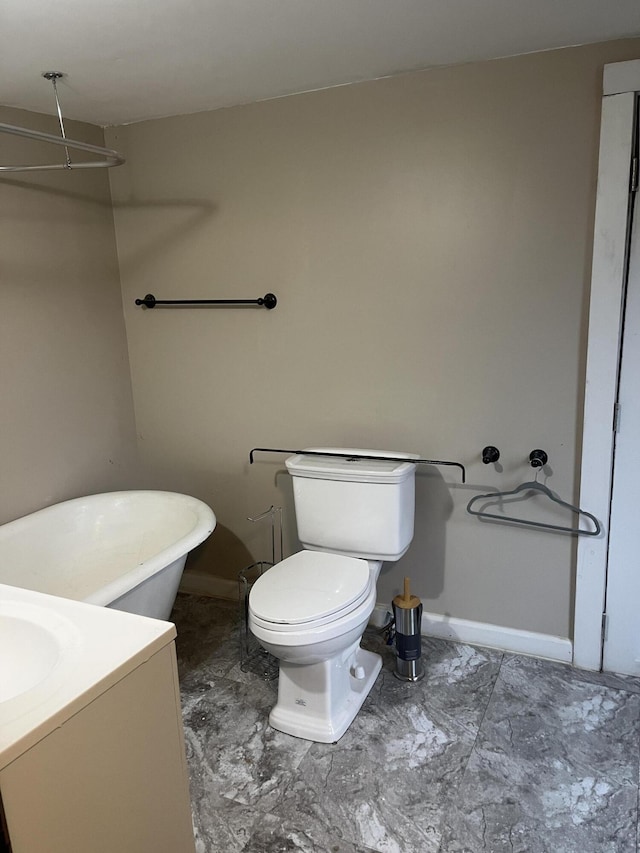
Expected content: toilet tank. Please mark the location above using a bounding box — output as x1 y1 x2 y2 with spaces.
285 448 417 561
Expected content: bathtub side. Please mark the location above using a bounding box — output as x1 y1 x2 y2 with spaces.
0 491 216 618
107 555 188 620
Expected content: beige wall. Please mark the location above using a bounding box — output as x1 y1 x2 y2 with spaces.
1 106 139 524
107 39 640 639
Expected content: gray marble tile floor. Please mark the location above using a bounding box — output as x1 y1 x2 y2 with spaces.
170 593 640 853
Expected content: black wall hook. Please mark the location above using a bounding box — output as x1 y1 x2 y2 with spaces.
529 449 548 468
482 446 500 464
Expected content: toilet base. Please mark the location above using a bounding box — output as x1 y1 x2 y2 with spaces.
269 645 382 743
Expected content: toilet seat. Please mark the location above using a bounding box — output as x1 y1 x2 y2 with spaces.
249 550 372 631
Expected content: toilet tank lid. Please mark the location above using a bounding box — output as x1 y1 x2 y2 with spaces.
285 448 417 483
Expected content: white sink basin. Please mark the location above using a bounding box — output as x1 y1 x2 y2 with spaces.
0 614 60 702
0 602 79 704
0 583 175 770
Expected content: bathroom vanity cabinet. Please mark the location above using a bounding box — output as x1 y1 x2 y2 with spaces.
0 585 195 853
0 643 194 853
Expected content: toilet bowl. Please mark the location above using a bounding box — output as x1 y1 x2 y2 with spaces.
248 550 382 742
248 448 417 743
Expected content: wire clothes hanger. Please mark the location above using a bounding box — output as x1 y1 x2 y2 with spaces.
0 72 125 173
466 472 601 536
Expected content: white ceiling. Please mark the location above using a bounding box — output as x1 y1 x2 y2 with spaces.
1 0 640 127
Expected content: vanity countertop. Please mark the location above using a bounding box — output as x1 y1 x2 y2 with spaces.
0 583 176 769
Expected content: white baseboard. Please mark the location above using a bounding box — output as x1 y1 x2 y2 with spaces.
178 580 573 665
179 571 239 601
373 604 572 664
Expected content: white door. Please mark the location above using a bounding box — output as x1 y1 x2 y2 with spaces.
603 185 640 675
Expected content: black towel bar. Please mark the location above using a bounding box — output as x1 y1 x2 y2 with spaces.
135 292 277 309
249 447 465 483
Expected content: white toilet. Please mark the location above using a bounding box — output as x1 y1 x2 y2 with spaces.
248 448 416 742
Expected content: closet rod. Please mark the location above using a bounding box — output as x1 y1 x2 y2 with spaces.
135 292 277 309
249 448 466 483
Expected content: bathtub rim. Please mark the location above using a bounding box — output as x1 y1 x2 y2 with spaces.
0 490 216 610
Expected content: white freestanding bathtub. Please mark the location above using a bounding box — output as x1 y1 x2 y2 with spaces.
0 491 216 620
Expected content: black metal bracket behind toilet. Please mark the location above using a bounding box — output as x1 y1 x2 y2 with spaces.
249 448 466 483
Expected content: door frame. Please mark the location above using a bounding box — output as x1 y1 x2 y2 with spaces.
573 60 640 670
